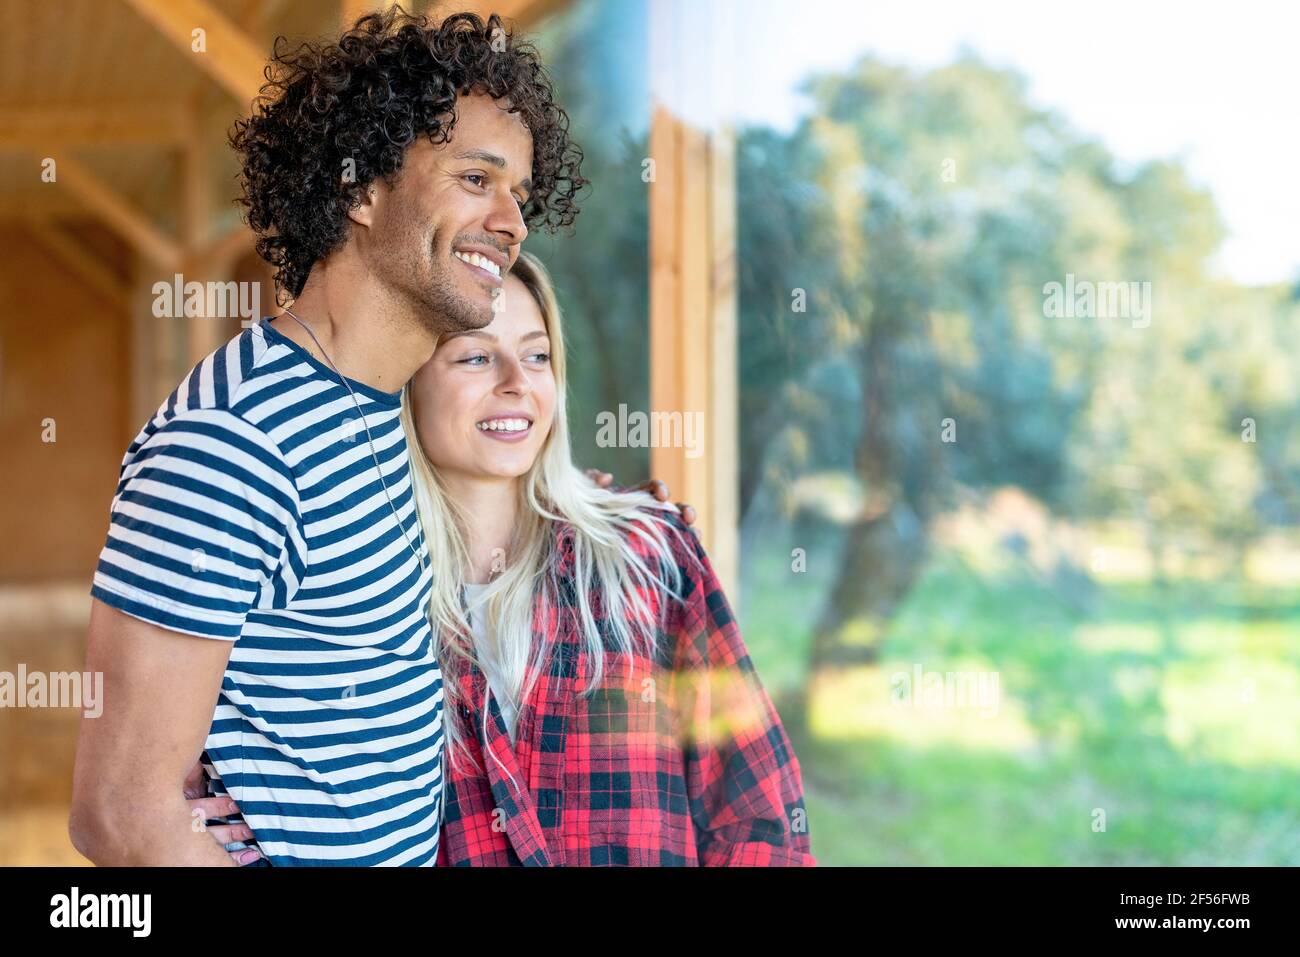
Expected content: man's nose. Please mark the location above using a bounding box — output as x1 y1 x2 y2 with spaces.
486 191 528 247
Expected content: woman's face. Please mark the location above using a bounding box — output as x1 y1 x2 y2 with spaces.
409 272 556 483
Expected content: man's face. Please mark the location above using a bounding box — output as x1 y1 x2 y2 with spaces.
357 91 534 337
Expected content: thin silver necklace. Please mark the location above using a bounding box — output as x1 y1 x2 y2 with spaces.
277 307 427 574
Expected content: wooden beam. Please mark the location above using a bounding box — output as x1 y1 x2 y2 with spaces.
25 219 129 309
240 0 288 31
181 126 213 256
182 125 231 366
202 223 256 272
341 0 388 26
42 153 181 270
648 1 738 597
0 106 193 149
0 203 79 220
437 0 570 27
120 0 266 107
130 255 171 426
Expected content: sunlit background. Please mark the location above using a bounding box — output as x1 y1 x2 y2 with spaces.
2 0 1298 865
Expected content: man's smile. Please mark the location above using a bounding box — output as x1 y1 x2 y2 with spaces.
454 247 505 283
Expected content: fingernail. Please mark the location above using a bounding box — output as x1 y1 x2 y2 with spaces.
238 849 262 865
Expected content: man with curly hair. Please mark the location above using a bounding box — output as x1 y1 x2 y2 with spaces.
70 7 687 867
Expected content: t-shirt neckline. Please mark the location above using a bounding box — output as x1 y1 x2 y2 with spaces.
256 317 403 407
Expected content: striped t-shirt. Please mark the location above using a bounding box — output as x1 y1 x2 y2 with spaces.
91 318 444 866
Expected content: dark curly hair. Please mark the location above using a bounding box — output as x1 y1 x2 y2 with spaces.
229 6 586 300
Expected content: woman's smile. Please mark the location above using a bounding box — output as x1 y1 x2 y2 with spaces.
475 414 534 442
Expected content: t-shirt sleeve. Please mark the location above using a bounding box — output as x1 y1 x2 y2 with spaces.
91 408 305 640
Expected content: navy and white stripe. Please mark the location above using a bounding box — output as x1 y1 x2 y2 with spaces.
92 318 443 866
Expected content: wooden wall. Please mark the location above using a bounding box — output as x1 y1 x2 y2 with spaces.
0 222 131 581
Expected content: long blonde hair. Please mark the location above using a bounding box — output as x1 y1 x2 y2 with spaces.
401 251 689 785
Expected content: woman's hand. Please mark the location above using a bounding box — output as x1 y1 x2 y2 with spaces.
183 760 264 865
585 469 697 527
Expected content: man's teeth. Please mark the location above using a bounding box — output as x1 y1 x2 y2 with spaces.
477 418 530 432
455 251 502 278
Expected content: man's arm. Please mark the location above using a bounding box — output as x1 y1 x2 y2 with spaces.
69 598 239 866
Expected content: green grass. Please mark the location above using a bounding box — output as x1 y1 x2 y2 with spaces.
740 545 1300 865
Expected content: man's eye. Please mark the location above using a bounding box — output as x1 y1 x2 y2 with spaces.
465 174 486 188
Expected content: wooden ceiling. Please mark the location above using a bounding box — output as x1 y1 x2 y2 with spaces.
0 0 565 270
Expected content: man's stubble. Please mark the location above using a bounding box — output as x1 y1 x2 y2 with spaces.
374 202 495 341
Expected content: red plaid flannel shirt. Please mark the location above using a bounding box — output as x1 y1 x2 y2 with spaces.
436 511 815 866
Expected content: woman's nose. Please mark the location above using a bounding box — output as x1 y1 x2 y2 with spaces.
497 359 531 395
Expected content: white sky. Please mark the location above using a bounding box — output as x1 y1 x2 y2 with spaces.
721 0 1299 286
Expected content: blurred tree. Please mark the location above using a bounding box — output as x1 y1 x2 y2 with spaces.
532 7 1292 731
744 54 1270 727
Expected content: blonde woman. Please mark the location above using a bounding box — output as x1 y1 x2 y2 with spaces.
403 251 814 866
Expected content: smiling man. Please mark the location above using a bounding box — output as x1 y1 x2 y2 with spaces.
69 9 686 867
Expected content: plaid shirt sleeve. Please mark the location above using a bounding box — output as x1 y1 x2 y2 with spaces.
667 519 816 866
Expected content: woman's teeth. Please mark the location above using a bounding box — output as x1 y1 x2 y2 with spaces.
477 418 530 432
455 251 502 278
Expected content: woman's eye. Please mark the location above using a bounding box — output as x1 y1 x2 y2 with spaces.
459 354 489 366
527 352 551 364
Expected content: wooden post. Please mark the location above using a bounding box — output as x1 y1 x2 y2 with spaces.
183 97 215 368
648 0 738 597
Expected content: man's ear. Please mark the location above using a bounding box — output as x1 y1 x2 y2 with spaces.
347 182 383 228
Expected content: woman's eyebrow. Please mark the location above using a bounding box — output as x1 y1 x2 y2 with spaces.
444 330 496 343
443 330 548 343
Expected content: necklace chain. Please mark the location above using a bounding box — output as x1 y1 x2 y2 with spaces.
278 307 428 574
